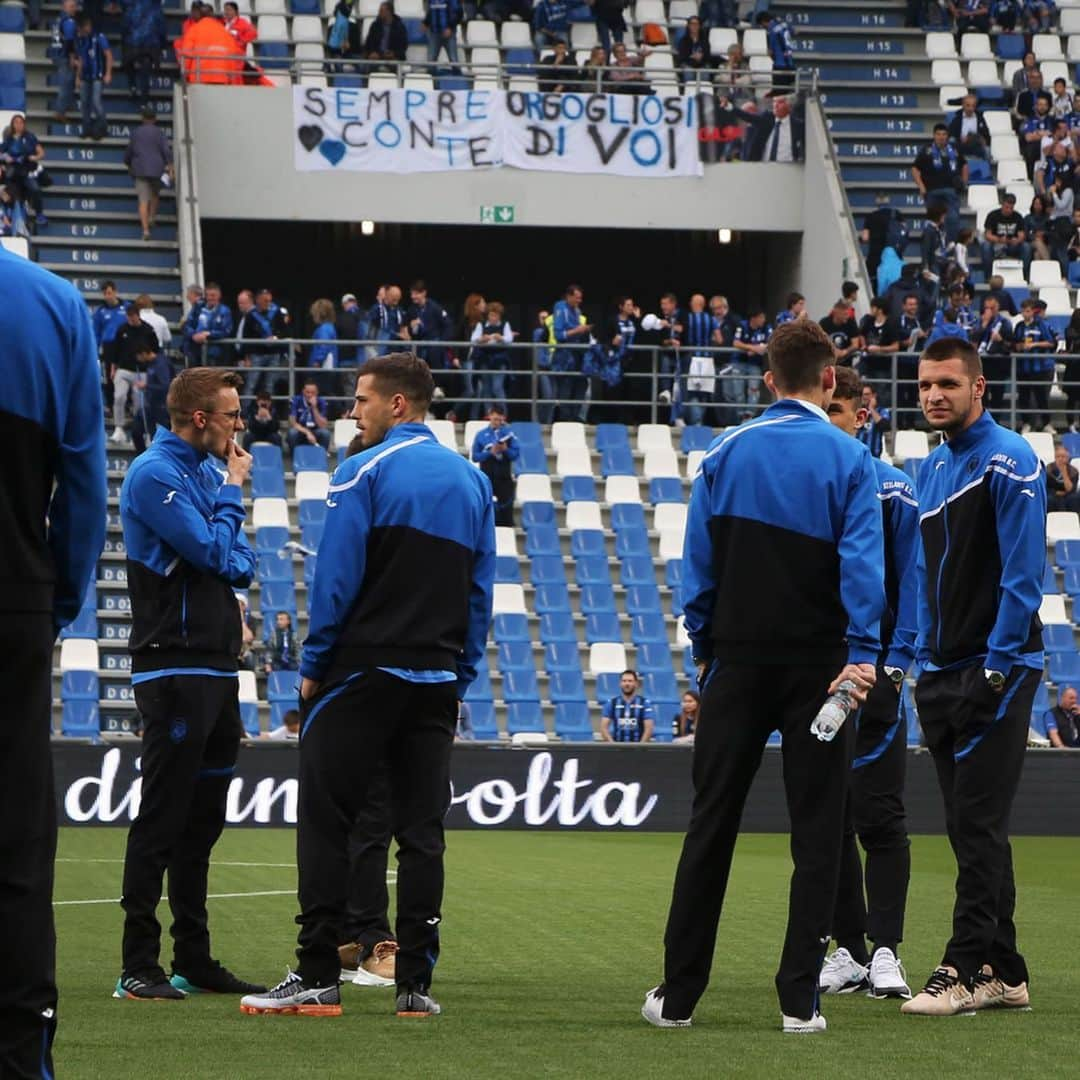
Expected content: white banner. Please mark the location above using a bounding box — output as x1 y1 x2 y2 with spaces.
293 87 703 179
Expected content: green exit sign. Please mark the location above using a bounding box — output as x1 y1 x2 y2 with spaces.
480 205 515 224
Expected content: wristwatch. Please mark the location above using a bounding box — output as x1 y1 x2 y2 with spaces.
883 666 904 688
984 669 1006 691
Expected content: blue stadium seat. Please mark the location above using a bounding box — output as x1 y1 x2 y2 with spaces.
580 584 616 613
683 648 698 678
1049 652 1080 683
1043 624 1075 653
554 701 593 739
467 701 499 740
1044 565 1059 593
304 556 317 590
1056 539 1080 568
290 0 321 12
575 556 611 586
507 701 545 735
256 41 290 68
544 641 581 673
967 156 994 180
995 32 1025 60
614 528 650 558
404 17 426 43
535 584 571 613
637 642 674 673
61 602 98 640
251 467 286 498
531 555 567 585
0 87 25 110
540 611 576 643
550 669 587 702
1034 681 1050 714
258 554 293 583
505 46 539 73
585 612 621 643
595 423 631 452
562 476 597 501
611 503 647 531
497 641 534 672
270 701 295 731
298 499 327 527
665 559 683 588
625 585 662 615
503 669 540 702
680 425 715 453
517 444 549 474
652 703 678 742
904 685 922 746
62 700 100 739
525 524 561 556
494 613 530 642
595 672 622 702
646 672 680 701
632 613 667 644
495 556 522 584
670 587 683 616
256 526 290 553
601 446 635 477
62 670 99 701
0 7 25 31
1065 567 1080 596
260 581 297 618
301 523 324 550
571 529 606 557
465 666 494 701
620 556 654 586
267 671 297 701
648 478 683 505
292 444 328 472
514 421 543 446
522 501 556 528
240 702 261 738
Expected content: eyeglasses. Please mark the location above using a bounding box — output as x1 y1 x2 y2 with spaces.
190 408 243 421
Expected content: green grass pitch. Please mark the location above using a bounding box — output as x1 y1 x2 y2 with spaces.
54 829 1078 1078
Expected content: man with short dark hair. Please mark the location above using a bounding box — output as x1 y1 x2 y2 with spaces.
820 299 863 366
117 367 265 1000
111 303 160 444
643 319 886 1034
601 669 655 743
976 293 1013 409
183 281 233 366
74 13 113 139
775 291 806 326
947 93 991 159
1040 685 1080 747
724 307 771 423
1013 298 1057 432
857 297 900 402
552 284 593 420
904 338 1044 1016
981 193 1031 279
470 406 519 527
242 352 495 1020
912 124 968 242
288 381 330 452
1045 444 1080 512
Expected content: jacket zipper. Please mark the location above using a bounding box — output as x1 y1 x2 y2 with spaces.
935 468 951 657
181 581 189 641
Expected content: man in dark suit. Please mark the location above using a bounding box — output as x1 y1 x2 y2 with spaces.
733 95 805 162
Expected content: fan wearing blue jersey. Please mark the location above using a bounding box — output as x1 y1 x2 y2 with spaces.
601 670 655 743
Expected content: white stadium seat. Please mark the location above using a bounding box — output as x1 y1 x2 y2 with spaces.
1041 61 1070 88
501 22 532 48
892 430 930 461
686 450 705 478
551 422 587 451
984 110 1013 136
0 236 28 258
516 474 553 504
1024 431 1057 465
658 529 684 562
238 670 259 703
925 32 957 59
1004 183 1035 211
1033 34 1064 62
255 15 287 40
996 158 1028 185
368 72 398 89
708 28 738 56
990 135 1022 163
295 42 326 62
1047 513 1080 545
252 497 289 529
637 423 673 452
571 23 598 50
495 526 518 557
967 60 1000 88
960 33 993 60
589 642 628 675
464 419 488 449
605 475 642 505
930 59 964 86
634 0 665 23
1030 260 1065 287
508 76 539 92
968 184 1000 210
427 419 458 452
60 639 99 672
669 0 696 20
395 0 423 15
333 418 356 449
403 74 435 90
1068 34 1080 62
465 20 497 46
291 15 324 41
938 85 967 111
1066 11 1080 33
493 583 527 615
642 448 681 479
295 471 329 502
1039 593 1070 623
0 35 25 62
254 0 286 13
741 28 768 56
555 447 594 478
654 503 687 533
1040 286 1072 315
566 501 604 532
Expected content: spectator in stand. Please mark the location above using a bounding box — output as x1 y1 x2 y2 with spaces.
860 192 908 283
724 307 771 423
423 0 461 69
405 279 451 371
124 106 171 242
552 284 593 420
897 291 929 353
121 0 166 112
820 298 862 365
135 292 171 351
1014 297 1058 431
842 280 859 318
949 280 979 336
586 295 638 423
975 294 1013 409
308 298 339 402
533 0 570 55
608 41 652 95
699 0 736 29
224 1 257 47
289 380 331 452
236 289 278 397
0 114 46 230
335 293 365 366
947 94 990 159
857 296 900 401
590 0 629 55
110 303 159 444
912 123 967 242
538 40 580 93
470 300 513 416
363 2 407 69
950 0 990 34
184 281 233 365
1057 206 1080 274
131 342 173 455
1051 76 1071 120
981 273 1019 316
1036 120 1074 179
49 0 79 122
1009 47 1036 94
927 300 971 344
1039 686 1080 747
470 407 518 527
676 17 713 84
1024 193 1053 262
244 390 281 450
1025 0 1056 32
775 291 806 326
1019 93 1053 175
856 383 890 458
1048 173 1075 248
981 192 1032 278
181 283 204 363
673 690 699 742
368 284 405 354
1046 445 1080 512
709 294 738 346
74 15 113 141
579 44 608 91
757 9 795 91
94 280 128 385
532 310 556 424
1014 67 1051 125
679 293 720 425
601 670 654 743
648 292 683 410
264 611 299 674
716 42 752 106
259 286 291 330
266 709 300 740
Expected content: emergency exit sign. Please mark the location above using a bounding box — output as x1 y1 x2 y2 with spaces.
480 205 515 224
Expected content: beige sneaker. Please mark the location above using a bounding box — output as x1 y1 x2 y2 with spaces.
338 941 363 983
354 940 398 988
972 965 1030 1010
900 966 975 1016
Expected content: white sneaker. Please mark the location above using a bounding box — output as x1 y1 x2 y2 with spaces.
110 427 127 444
782 1012 827 1034
818 948 869 994
658 390 672 405
239 971 341 1016
868 948 911 999
641 986 691 1028
1043 423 1057 435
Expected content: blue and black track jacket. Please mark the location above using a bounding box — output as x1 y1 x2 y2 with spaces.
0 248 106 625
916 410 1045 674
300 422 496 697
120 428 256 676
683 398 886 668
874 457 920 674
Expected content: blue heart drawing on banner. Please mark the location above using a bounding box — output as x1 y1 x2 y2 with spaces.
319 140 346 166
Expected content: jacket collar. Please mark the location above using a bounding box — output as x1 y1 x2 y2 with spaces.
944 407 994 454
153 427 208 468
383 421 435 443
768 397 829 423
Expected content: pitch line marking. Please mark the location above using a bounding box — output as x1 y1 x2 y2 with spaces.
56 889 298 907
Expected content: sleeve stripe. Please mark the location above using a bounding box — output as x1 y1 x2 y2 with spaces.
327 434 430 496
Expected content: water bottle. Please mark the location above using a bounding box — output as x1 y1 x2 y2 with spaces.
810 680 857 743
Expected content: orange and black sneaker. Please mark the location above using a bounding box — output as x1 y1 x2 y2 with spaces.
240 971 342 1017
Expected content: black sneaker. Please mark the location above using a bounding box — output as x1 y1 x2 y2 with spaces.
171 960 267 995
396 986 441 1017
114 970 186 1001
